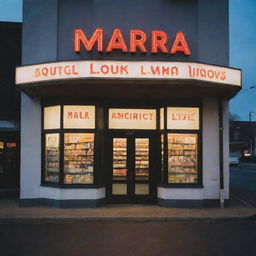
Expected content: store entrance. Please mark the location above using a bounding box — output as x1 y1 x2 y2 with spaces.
106 133 158 204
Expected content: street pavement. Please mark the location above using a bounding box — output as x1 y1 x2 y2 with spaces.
0 163 255 255
230 163 256 207
1 221 256 256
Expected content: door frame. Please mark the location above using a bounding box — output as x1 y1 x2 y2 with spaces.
105 130 160 204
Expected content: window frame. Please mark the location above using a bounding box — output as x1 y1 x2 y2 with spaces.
159 105 203 188
41 104 99 188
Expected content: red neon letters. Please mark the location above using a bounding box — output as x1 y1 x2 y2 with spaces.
74 28 190 55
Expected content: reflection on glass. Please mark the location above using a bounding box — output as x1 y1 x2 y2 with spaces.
64 133 94 184
45 134 59 183
113 138 127 181
135 184 149 195
112 183 127 195
168 134 198 184
135 138 149 181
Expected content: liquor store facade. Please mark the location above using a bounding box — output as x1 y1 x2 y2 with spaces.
17 0 241 208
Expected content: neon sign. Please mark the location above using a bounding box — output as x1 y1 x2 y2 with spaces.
74 28 191 55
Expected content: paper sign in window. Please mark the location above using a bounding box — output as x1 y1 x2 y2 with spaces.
63 105 95 129
167 107 199 130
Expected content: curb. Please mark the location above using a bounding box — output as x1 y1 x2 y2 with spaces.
1 215 256 224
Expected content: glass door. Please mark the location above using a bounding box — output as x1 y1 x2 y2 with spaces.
107 134 157 203
134 138 150 196
112 138 128 196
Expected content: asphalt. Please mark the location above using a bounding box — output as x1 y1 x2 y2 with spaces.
0 195 255 223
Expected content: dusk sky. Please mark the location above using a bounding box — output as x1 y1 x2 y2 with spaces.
229 0 256 120
0 0 255 121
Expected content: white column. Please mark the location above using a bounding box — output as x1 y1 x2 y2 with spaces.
202 98 220 199
223 99 230 199
20 92 41 199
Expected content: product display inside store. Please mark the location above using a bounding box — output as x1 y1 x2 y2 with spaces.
45 133 60 182
168 133 198 183
64 133 94 184
113 138 127 180
135 138 149 181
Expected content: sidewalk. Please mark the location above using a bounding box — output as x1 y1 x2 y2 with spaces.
0 195 255 224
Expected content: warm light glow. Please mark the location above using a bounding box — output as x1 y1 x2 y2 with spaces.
130 30 147 53
151 30 168 53
44 106 61 130
109 109 157 129
167 107 199 130
63 105 95 129
170 32 191 55
16 61 242 86
74 28 103 52
106 29 128 52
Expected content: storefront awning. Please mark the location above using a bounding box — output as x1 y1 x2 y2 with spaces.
16 61 242 99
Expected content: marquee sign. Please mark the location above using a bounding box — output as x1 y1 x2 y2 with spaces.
16 60 242 86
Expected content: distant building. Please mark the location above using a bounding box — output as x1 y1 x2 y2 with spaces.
229 121 256 157
0 22 21 198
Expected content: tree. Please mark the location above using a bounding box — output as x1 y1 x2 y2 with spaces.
229 112 240 121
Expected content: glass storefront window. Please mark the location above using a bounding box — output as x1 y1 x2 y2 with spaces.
168 133 198 184
45 134 60 183
64 133 94 184
43 105 96 185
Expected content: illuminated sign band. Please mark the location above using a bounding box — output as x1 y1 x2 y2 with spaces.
109 109 157 129
16 60 241 86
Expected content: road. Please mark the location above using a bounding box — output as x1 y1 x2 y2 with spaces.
1 221 256 256
230 163 256 206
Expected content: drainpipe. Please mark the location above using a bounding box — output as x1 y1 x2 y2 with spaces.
218 99 224 208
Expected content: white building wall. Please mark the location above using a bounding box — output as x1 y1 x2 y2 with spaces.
20 92 41 199
202 98 220 199
223 99 230 199
40 187 105 200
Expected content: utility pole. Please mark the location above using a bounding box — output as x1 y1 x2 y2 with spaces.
249 111 255 157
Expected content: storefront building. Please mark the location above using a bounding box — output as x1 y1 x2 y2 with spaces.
0 22 21 198
17 0 241 208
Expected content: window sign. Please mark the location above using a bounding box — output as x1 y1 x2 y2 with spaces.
109 109 156 130
167 107 199 130
44 106 61 130
63 105 95 129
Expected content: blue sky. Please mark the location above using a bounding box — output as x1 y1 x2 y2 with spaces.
229 0 256 120
0 0 255 120
0 0 22 22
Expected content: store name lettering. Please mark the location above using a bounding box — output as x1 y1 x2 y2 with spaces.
34 65 78 78
171 113 196 121
67 112 90 119
31 62 227 83
111 112 154 121
74 28 191 55
188 65 226 80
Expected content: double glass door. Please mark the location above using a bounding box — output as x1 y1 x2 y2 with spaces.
107 134 157 203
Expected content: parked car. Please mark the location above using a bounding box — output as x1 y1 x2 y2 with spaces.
229 153 239 166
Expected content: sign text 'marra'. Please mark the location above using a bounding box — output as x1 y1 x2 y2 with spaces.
74 28 191 55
